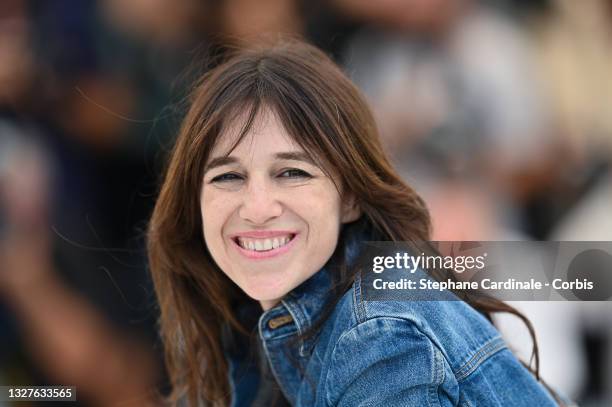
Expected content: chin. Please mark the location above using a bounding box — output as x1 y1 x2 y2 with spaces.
242 282 288 303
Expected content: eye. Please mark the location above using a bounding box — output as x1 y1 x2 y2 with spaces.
210 172 244 183
278 168 312 179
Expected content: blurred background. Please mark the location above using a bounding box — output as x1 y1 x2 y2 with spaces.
0 0 611 405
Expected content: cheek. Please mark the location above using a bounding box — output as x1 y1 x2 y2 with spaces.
200 189 234 244
302 185 343 220
290 185 343 239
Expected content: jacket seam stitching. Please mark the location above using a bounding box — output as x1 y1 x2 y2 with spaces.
263 331 299 341
281 298 311 356
454 336 507 381
428 345 445 407
352 271 367 323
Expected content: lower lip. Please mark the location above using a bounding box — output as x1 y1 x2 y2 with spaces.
231 234 299 260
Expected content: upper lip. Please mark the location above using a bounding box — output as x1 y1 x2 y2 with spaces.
230 230 297 239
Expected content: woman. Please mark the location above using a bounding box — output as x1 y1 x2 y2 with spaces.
147 40 563 406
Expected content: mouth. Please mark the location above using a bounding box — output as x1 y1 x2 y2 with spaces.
234 233 296 251
230 233 298 259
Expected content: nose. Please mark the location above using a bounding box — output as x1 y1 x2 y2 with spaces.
238 177 283 225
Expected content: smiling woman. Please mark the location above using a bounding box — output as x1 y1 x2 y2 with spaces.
147 40 565 406
200 109 360 310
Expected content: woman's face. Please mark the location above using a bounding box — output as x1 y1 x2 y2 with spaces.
200 109 360 310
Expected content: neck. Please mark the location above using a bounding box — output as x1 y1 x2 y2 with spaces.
259 298 280 311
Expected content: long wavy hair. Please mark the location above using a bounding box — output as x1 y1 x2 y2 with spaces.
148 39 545 406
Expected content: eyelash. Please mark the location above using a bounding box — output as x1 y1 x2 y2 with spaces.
210 169 312 183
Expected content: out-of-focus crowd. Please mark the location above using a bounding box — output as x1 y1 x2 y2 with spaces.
0 0 611 405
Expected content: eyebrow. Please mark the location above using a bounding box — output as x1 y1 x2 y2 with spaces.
204 151 316 173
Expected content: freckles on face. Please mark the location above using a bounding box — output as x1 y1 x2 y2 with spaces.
199 110 347 309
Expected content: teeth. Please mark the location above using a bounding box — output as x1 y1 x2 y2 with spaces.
263 239 273 250
237 235 293 252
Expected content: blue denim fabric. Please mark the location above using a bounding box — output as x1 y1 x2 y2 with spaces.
226 234 561 406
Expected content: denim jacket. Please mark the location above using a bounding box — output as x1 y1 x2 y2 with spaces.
226 234 561 406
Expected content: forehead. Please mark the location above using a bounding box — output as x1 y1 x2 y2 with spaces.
210 108 302 158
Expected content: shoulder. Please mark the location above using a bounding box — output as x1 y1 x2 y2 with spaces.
332 270 507 369
338 274 505 361
318 272 559 406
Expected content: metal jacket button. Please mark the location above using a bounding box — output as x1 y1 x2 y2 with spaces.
268 314 293 330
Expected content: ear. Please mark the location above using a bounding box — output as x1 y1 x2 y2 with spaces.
341 193 362 224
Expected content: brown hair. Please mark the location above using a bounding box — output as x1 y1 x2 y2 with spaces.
148 39 545 406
